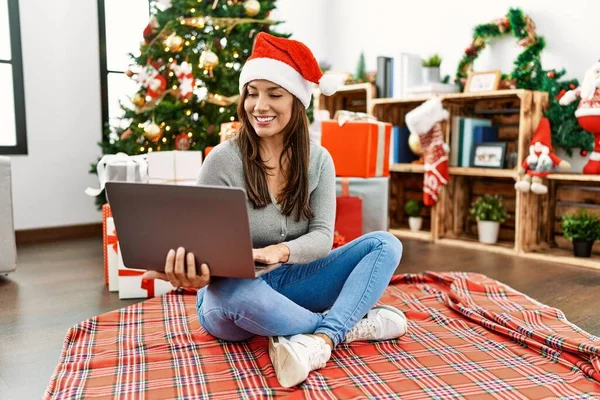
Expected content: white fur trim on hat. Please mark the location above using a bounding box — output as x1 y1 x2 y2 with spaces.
239 57 313 108
405 97 449 135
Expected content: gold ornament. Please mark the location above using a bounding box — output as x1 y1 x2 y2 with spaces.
132 93 146 107
143 121 163 142
163 32 184 52
200 50 219 77
243 0 260 17
408 133 422 155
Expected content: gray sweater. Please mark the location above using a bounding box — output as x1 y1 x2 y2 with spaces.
196 139 336 264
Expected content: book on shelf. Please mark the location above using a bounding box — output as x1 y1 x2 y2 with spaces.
404 83 459 98
450 117 495 167
391 126 417 165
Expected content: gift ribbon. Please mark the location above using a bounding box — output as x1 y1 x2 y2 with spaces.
85 153 149 197
375 122 385 177
341 177 350 197
118 269 155 298
334 110 377 126
107 229 118 253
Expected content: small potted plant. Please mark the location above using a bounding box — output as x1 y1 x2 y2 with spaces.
405 200 423 231
561 210 600 258
422 53 442 84
469 195 508 244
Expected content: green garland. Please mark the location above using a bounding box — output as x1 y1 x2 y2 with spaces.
455 8 592 154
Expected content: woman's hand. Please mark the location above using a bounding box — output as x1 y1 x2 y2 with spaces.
253 244 290 264
141 247 211 289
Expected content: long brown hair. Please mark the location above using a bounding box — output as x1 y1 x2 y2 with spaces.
236 84 314 221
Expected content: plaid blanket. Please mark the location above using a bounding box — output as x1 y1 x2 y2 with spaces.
45 272 600 399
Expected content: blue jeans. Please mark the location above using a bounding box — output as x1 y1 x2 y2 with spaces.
196 231 403 347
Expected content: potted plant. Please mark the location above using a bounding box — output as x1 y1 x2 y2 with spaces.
405 200 423 231
469 195 508 244
422 53 442 84
562 210 600 258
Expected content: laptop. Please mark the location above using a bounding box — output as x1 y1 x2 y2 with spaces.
105 181 282 279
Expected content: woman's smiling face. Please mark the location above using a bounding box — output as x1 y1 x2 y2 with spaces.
244 80 294 138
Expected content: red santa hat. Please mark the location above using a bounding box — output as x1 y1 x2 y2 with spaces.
530 117 553 150
239 33 343 108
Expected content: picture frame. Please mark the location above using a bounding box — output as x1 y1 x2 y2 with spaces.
464 70 501 93
471 142 507 169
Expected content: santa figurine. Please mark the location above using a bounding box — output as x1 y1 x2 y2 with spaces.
514 117 571 195
559 59 600 174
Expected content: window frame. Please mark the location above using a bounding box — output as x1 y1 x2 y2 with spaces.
97 0 151 138
0 0 28 155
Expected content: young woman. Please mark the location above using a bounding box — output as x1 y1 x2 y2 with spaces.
144 32 406 388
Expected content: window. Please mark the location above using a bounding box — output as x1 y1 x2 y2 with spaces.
0 0 27 155
98 0 151 137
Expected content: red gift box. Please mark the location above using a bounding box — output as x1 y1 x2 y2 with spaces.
334 178 363 243
322 117 391 178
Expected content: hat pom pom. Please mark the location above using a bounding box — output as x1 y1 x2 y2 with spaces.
319 74 343 96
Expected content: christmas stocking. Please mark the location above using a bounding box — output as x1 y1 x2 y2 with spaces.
405 98 450 206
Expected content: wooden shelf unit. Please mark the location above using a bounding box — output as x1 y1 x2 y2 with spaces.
321 86 600 270
314 83 376 118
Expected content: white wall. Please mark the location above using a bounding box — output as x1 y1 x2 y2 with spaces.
10 0 103 230
8 0 597 230
322 0 598 85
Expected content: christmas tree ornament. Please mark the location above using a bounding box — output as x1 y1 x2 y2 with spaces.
137 65 167 99
175 133 191 150
170 61 195 98
514 118 571 195
163 32 184 52
408 133 422 155
157 0 172 10
547 71 556 79
132 93 146 107
405 97 450 206
199 50 219 77
559 60 600 174
120 129 134 140
143 16 159 44
243 0 260 17
143 121 163 142
581 149 589 157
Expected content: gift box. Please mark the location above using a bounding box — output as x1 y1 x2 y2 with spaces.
220 122 240 143
117 244 176 299
321 112 392 178
148 150 202 185
335 178 363 242
102 204 119 292
336 177 389 234
86 153 149 197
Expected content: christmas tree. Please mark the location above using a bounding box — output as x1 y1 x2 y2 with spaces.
92 0 286 205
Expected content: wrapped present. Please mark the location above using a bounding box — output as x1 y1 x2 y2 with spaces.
86 153 149 197
220 122 240 143
117 244 176 299
336 177 389 234
321 111 392 178
148 150 202 185
335 178 363 242
205 146 215 158
102 204 119 292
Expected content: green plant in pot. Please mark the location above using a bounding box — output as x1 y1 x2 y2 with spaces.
405 200 423 231
421 53 442 84
561 210 600 258
469 195 508 244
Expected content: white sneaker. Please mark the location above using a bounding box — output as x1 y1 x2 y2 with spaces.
344 305 408 343
268 334 331 388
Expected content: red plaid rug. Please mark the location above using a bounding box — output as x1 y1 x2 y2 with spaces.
45 272 600 399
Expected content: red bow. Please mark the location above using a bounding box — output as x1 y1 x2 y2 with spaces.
118 269 155 298
107 229 118 252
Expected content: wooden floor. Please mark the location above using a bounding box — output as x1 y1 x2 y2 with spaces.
1 237 600 398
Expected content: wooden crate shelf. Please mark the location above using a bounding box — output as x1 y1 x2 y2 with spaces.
315 83 376 117
328 87 600 270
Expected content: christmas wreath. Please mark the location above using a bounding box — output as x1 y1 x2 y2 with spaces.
455 8 592 155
